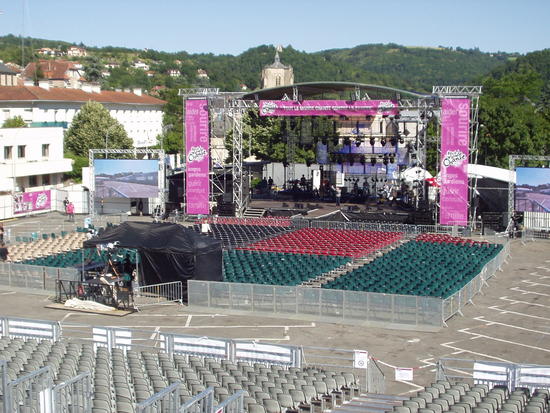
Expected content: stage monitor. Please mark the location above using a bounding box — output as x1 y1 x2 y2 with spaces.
515 167 550 212
94 159 159 199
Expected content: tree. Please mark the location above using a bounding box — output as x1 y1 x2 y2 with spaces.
65 101 132 157
2 116 27 128
84 56 103 82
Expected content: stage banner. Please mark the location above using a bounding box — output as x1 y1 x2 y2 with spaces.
439 98 470 226
13 190 51 214
259 100 399 117
185 99 210 215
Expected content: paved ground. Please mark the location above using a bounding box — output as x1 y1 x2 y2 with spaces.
0 234 548 395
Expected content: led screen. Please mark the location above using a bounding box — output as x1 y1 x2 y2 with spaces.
94 159 159 199
515 167 550 212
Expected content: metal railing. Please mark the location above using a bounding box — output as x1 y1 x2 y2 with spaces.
52 371 93 413
436 357 550 392
136 381 181 413
0 262 80 292
134 281 184 310
179 387 215 413
214 390 245 413
4 366 54 413
55 279 134 311
367 358 386 394
0 360 7 413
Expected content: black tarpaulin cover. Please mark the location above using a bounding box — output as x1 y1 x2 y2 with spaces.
83 222 222 300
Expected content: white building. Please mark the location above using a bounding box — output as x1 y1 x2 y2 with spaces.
0 127 73 192
0 85 166 147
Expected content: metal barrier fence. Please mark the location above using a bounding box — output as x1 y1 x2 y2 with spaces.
52 371 93 413
189 241 510 330
136 381 181 413
134 281 184 310
179 387 215 413
442 241 509 321
299 345 384 393
0 262 80 292
0 360 6 413
214 390 245 413
4 366 54 413
436 357 550 393
188 280 444 329
55 279 134 311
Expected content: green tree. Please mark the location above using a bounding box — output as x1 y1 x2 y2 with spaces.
83 56 103 82
65 101 132 157
2 116 27 128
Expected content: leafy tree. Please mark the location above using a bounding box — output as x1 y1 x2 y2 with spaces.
65 101 132 158
2 116 27 128
83 56 103 82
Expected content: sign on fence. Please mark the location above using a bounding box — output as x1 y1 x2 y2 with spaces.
353 350 369 369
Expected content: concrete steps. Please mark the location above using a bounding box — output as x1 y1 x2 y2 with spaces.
331 393 407 413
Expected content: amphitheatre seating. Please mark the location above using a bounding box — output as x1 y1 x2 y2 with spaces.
223 250 350 286
193 224 292 248
0 336 359 413
239 228 403 258
394 381 550 413
202 217 292 227
8 231 88 262
323 239 503 298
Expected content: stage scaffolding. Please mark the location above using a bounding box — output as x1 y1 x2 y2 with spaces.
432 86 482 227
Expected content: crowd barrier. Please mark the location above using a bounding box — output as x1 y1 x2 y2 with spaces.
436 357 550 392
0 262 80 292
188 240 510 330
134 281 184 310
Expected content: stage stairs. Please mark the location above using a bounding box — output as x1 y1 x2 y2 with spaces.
331 393 407 413
301 238 410 288
243 207 266 218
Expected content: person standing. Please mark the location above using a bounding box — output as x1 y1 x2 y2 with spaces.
335 186 342 207
0 242 8 261
67 202 75 222
0 224 4 243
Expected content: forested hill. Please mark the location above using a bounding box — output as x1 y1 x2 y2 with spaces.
0 34 518 93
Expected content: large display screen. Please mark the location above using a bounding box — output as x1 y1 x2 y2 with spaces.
515 167 550 212
94 159 159 199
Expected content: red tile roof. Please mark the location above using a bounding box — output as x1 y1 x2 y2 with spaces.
0 86 166 105
22 60 79 80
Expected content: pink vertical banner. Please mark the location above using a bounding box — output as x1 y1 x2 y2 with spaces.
185 99 210 215
439 98 470 226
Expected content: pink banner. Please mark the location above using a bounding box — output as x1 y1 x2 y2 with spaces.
185 99 210 215
13 190 51 214
439 98 470 226
259 100 399 117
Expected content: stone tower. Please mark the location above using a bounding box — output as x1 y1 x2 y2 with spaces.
261 46 294 89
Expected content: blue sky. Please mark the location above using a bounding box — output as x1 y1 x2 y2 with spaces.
94 159 158 175
0 0 548 55
516 167 550 186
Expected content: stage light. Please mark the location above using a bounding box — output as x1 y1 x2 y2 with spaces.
399 136 405 144
370 157 376 166
360 155 366 165
370 137 375 146
355 139 362 147
380 138 386 146
365 115 373 121
383 156 388 166
390 137 397 147
390 154 395 164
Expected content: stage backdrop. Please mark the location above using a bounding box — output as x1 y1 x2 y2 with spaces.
94 160 159 199
439 98 470 226
185 99 210 215
515 167 550 212
259 100 399 117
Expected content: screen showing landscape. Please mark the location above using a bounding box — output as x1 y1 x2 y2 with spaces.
515 167 550 212
94 159 159 199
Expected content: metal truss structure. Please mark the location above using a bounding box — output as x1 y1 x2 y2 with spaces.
432 86 482 227
508 155 550 229
88 149 165 221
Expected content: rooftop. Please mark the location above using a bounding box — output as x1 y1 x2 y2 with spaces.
0 85 166 105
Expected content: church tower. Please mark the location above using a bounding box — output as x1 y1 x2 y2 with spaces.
261 46 294 89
